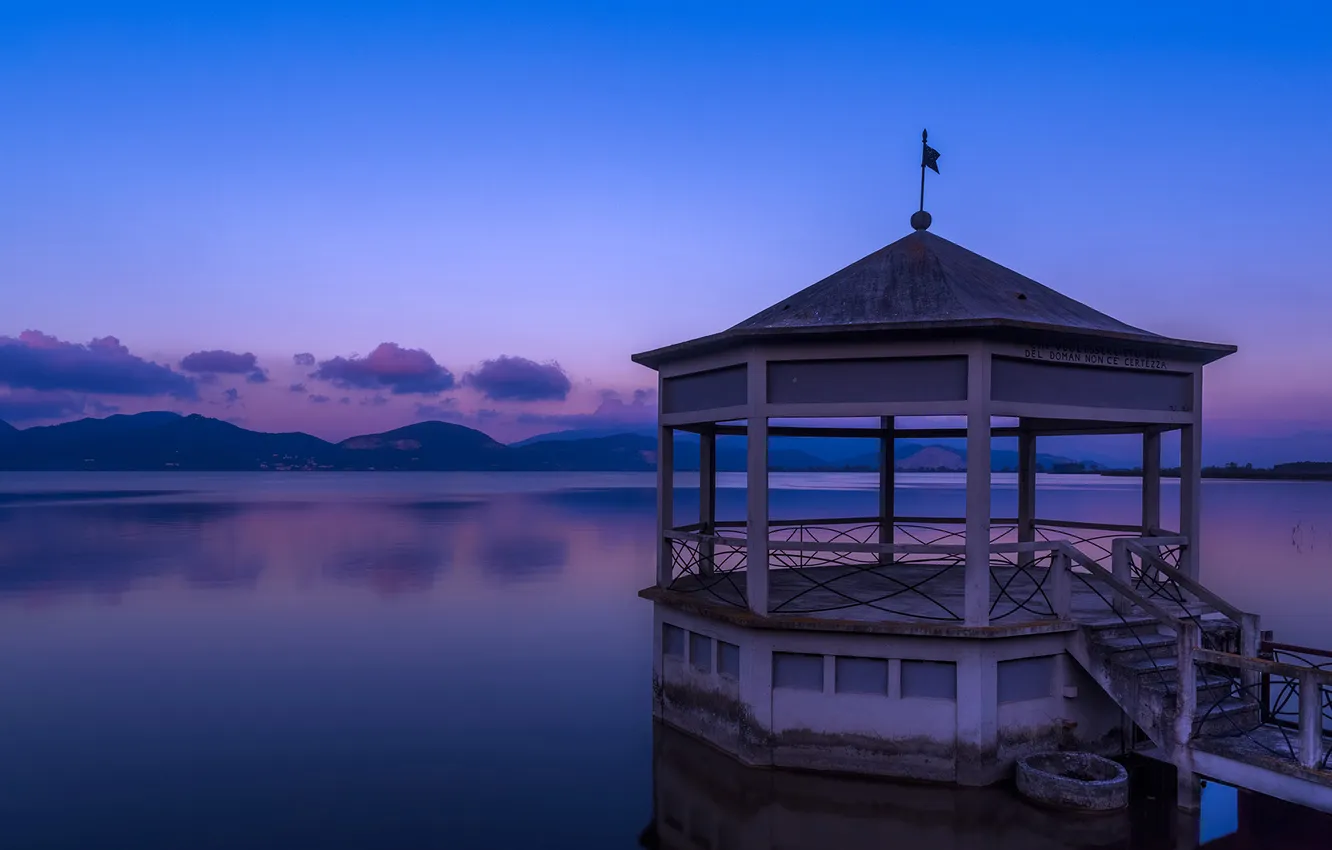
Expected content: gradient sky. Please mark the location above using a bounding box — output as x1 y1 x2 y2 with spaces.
2 1 1330 458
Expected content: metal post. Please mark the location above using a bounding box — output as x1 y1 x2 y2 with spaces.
1143 429 1162 535
1298 669 1323 770
879 415 895 566
699 428 716 576
746 359 769 617
657 424 675 588
965 349 992 627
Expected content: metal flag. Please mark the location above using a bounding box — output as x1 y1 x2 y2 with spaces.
922 141 941 173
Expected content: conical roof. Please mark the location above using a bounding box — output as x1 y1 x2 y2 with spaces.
732 230 1146 335
633 229 1235 369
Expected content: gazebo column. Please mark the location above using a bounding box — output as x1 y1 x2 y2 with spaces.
1142 429 1161 536
1178 370 1204 579
746 362 769 616
698 427 717 574
657 424 674 588
879 415 895 564
965 351 992 627
1017 426 1037 546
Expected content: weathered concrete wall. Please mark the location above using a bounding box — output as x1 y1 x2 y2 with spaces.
654 608 754 760
653 604 1125 788
1061 654 1130 756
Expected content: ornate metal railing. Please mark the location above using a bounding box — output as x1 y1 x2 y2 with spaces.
660 516 1165 624
1115 537 1250 653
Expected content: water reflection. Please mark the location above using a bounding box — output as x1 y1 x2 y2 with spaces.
644 723 1175 850
0 474 1328 849
0 489 652 600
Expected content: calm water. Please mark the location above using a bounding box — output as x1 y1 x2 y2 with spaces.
0 472 1329 848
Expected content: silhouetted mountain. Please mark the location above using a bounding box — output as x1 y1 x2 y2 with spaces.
0 413 1109 472
0 412 332 470
511 426 655 446
337 421 509 470
509 433 657 471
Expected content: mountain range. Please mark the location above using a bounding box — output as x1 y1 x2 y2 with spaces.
0 412 1102 473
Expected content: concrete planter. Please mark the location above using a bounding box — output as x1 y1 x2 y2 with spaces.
1015 752 1129 812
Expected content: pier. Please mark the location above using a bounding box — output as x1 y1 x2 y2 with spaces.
632 223 1332 812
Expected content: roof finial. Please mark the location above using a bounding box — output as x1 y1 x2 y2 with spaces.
912 128 940 231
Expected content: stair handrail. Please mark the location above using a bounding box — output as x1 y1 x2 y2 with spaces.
1126 538 1248 625
1191 647 1332 772
1055 541 1180 631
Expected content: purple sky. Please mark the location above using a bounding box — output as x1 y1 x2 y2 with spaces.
2 2 1330 460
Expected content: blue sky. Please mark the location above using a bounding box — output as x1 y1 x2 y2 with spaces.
1 1 1330 457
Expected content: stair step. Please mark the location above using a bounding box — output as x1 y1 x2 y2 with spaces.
1093 633 1177 653
1142 672 1236 703
1122 655 1180 674
1084 620 1170 641
1195 698 1263 736
1085 616 1161 632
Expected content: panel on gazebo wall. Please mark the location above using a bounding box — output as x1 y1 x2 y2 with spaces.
767 356 967 405
991 357 1192 412
661 364 748 414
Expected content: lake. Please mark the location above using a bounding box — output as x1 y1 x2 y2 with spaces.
0 472 1329 848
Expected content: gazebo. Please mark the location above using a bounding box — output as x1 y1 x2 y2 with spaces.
632 216 1246 789
635 226 1234 626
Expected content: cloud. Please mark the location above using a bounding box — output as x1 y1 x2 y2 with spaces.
288 382 307 393
516 387 656 430
180 349 258 374
245 370 269 384
312 343 455 395
463 356 571 402
0 331 196 398
309 394 331 404
338 397 351 405
293 352 316 367
359 394 389 407
596 387 655 417
0 389 90 423
223 388 240 405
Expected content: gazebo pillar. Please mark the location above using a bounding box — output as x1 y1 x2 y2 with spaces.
699 427 717 574
1142 429 1161 535
1178 370 1204 579
746 361 769 616
1179 391 1203 584
879 416 895 564
1017 426 1037 546
657 425 674 588
965 351 992 627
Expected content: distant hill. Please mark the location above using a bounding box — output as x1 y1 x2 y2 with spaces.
338 421 509 470
511 426 655 446
0 412 331 471
0 412 1110 472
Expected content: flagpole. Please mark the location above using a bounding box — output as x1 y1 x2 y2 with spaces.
919 129 928 212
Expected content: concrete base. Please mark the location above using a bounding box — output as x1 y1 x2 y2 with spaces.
653 601 1126 788
1016 752 1129 811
